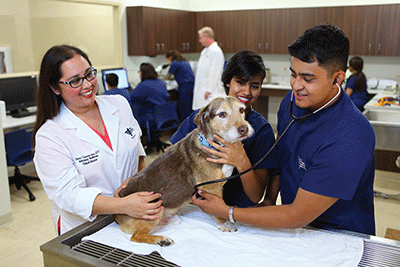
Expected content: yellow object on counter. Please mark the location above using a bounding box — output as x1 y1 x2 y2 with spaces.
373 97 400 106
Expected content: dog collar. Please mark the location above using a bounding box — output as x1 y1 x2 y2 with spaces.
198 133 217 150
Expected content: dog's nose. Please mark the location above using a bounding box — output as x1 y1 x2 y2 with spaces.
238 125 248 136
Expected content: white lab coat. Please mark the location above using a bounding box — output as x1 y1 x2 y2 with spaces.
33 95 145 235
192 42 225 110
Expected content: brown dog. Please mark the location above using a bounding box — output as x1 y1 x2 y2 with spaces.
115 96 254 246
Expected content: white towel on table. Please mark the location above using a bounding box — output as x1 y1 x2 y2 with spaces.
83 204 363 267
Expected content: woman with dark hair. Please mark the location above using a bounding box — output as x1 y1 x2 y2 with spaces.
166 50 195 121
130 63 170 131
345 56 369 111
33 45 162 235
170 50 278 208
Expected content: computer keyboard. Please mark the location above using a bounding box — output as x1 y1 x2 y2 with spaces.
10 109 36 118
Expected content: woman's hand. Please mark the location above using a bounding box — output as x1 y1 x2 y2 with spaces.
203 134 252 172
123 191 163 220
114 177 132 197
191 190 229 219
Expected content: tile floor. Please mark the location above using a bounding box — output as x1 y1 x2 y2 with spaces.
1 147 400 266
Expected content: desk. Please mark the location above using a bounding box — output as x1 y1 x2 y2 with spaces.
3 114 36 131
2 106 36 131
0 111 36 227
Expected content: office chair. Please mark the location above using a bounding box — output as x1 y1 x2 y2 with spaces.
4 129 39 201
146 101 180 153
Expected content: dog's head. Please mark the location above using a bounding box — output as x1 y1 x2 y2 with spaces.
194 96 254 143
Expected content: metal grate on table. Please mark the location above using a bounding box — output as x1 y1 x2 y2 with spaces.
358 240 400 267
71 240 179 267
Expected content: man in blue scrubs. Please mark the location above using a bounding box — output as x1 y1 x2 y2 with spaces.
193 24 376 236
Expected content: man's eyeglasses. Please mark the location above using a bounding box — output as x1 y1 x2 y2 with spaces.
58 67 97 88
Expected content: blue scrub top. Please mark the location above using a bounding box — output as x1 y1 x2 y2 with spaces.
170 108 278 207
346 75 369 111
103 88 131 102
130 79 170 126
168 60 194 86
277 90 376 235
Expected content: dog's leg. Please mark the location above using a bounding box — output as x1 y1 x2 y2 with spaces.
214 216 237 232
130 224 174 246
115 212 174 246
202 184 237 232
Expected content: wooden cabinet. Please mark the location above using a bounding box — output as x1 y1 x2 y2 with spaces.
324 4 400 56
126 6 196 56
128 5 400 57
174 10 197 53
375 4 400 56
196 11 235 52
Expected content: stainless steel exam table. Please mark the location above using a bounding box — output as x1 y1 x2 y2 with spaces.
40 215 400 267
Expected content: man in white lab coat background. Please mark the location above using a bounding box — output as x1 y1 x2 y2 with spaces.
192 26 225 110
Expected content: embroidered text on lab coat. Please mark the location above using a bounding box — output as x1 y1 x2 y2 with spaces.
75 150 100 166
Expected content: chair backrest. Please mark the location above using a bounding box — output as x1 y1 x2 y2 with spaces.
154 101 180 132
4 129 34 166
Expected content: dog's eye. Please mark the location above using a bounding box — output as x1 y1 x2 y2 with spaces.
239 107 245 114
218 112 227 118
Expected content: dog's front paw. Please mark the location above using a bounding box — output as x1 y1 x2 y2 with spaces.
157 238 174 247
216 220 237 232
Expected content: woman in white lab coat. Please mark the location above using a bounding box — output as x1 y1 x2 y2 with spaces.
33 45 163 235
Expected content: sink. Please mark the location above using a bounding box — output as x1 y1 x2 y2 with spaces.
364 109 400 125
363 109 400 151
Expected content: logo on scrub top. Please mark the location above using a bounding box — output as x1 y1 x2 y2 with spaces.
125 127 136 139
298 156 307 171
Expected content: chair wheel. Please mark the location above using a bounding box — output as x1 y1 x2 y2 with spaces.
29 194 36 201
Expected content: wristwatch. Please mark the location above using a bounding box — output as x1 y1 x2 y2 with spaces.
229 206 236 223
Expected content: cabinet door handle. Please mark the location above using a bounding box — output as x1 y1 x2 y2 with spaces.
368 43 372 51
182 43 186 50
258 43 261 51
156 43 160 52
187 43 189 50
378 44 381 52
265 43 269 51
161 43 164 52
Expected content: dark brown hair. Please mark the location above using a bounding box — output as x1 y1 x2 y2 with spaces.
166 50 186 61
33 45 92 144
222 51 266 95
288 24 349 76
140 63 158 81
348 56 366 92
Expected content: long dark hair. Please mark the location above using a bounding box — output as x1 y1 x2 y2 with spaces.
348 56 366 92
140 63 158 81
33 45 92 144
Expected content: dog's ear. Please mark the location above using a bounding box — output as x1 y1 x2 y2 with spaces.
194 106 209 134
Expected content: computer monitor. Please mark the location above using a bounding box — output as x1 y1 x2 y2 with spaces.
101 68 130 91
0 74 37 117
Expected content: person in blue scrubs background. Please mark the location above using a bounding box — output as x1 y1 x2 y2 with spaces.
192 24 376 236
345 56 369 111
170 50 279 209
103 73 131 101
130 63 170 132
166 50 195 121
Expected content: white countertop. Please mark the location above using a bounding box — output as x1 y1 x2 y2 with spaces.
262 83 291 90
364 92 400 111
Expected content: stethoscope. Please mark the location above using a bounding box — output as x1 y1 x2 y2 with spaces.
194 83 342 191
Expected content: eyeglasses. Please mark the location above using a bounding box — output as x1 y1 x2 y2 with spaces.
58 67 97 88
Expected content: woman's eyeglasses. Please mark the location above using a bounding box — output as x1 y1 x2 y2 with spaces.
58 67 97 88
